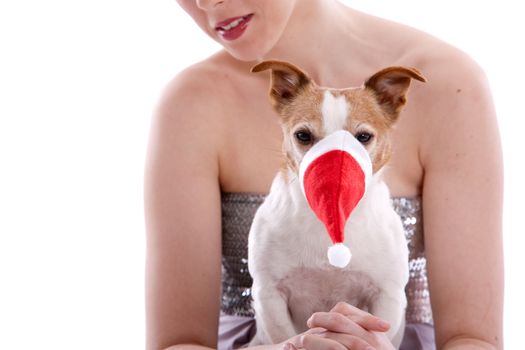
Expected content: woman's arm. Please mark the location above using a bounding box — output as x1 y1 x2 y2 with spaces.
419 51 504 350
144 67 226 350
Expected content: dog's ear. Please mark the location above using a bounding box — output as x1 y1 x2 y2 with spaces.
364 66 426 121
252 60 311 112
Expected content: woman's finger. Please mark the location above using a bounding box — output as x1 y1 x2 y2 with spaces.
341 313 389 333
287 328 327 349
305 327 328 335
299 333 347 350
307 311 368 338
283 342 298 350
318 331 377 350
329 302 390 332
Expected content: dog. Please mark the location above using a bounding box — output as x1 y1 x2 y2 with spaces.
247 60 426 349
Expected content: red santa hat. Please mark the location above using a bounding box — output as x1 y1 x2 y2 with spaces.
299 130 373 268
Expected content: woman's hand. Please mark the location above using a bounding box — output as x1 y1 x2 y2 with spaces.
283 302 395 350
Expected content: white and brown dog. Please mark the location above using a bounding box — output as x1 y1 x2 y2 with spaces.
247 60 426 349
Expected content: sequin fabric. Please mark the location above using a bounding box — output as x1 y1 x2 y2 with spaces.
220 192 433 324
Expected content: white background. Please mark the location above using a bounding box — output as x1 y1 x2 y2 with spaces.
0 0 523 349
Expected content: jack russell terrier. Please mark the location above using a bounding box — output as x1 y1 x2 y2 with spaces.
247 60 426 349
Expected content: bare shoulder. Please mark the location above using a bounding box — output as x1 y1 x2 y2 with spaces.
354 9 489 82
352 9 493 119
164 50 248 94
408 31 490 97
156 51 236 125
361 12 498 143
400 31 498 163
149 50 247 161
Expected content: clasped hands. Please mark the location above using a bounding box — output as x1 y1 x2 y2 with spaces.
283 302 395 350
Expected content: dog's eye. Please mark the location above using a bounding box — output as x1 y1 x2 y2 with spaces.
294 130 313 145
356 132 373 144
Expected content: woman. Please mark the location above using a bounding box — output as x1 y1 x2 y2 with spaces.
144 1 503 349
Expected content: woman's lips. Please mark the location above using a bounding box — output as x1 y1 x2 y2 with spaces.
215 14 254 41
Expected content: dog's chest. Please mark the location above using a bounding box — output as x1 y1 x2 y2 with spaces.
276 266 380 332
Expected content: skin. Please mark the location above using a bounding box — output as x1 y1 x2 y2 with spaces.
144 1 504 349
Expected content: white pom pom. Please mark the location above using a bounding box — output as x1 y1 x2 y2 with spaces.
327 243 352 268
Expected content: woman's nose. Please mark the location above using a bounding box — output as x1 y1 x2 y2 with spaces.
196 0 225 11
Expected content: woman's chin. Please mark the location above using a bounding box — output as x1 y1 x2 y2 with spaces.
216 35 275 62
227 51 261 62
223 46 268 62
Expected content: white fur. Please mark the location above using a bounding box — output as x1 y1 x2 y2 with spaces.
321 90 348 134
248 169 409 348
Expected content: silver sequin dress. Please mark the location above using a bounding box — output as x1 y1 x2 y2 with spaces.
219 192 435 350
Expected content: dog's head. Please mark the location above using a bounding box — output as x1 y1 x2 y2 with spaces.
252 60 426 173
